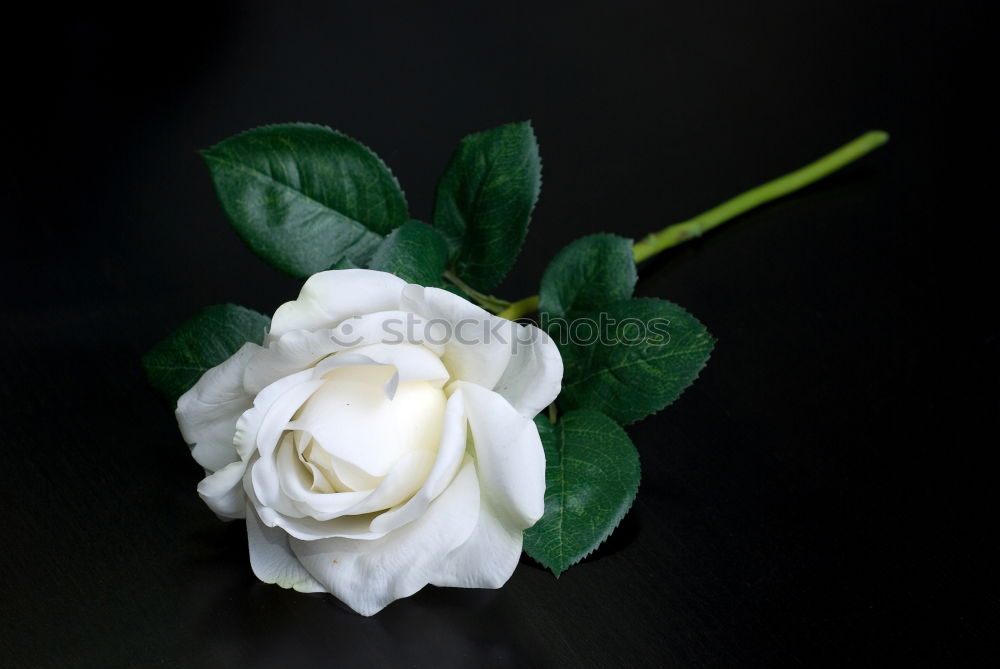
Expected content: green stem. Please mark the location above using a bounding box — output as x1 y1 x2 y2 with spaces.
632 130 890 262
443 270 512 314
494 130 889 320
497 294 539 321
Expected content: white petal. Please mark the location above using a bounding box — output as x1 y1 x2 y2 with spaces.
458 382 546 529
268 269 407 342
307 446 383 492
369 389 467 534
429 498 522 589
293 432 339 493
277 437 370 515
335 449 435 515
244 311 445 394
243 329 341 394
251 445 308 520
290 457 481 616
176 342 259 472
246 463 388 541
233 366 318 460
328 311 447 357
400 284 513 391
492 321 563 418
289 366 445 478
246 505 326 593
197 460 248 519
258 507 387 542
277 439 434 520
345 343 450 386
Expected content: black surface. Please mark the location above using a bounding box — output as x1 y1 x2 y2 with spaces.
3 2 995 667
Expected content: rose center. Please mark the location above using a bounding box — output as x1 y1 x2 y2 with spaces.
290 363 446 493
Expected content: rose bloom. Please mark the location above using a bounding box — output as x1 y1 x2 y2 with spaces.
176 269 562 615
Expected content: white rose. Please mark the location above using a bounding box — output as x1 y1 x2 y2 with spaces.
176 269 562 615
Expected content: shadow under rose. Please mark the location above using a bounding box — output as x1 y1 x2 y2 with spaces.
181 520 544 669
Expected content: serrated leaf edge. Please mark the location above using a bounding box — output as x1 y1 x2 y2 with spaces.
524 411 642 577
436 120 542 290
558 297 716 426
538 232 637 320
199 121 408 213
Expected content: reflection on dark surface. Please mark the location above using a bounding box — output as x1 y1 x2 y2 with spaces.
184 523 534 668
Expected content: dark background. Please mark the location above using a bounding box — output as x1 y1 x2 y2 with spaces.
3 1 995 667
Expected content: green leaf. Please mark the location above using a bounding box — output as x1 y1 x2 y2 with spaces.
556 298 714 424
539 234 637 320
142 304 270 405
202 123 408 278
523 410 640 577
367 220 450 285
433 121 541 291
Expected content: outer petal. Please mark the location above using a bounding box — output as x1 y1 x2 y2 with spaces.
246 505 326 593
176 342 259 472
268 269 406 342
289 457 481 616
243 329 343 394
400 284 512 391
244 311 445 394
492 321 563 418
458 382 546 529
197 460 248 519
429 498 522 589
